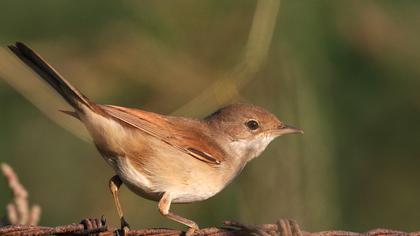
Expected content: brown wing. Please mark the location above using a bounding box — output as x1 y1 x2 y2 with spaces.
100 105 225 165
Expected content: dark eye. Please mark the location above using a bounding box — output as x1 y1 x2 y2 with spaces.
246 120 259 130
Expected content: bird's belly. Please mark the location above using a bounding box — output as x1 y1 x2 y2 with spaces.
104 155 161 201
170 188 221 203
105 154 226 204
106 155 225 203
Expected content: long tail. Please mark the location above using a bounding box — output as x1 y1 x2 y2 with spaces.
8 42 95 114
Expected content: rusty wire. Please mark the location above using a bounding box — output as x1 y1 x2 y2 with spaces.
0 218 419 236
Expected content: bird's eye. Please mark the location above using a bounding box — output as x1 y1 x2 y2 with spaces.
246 120 259 130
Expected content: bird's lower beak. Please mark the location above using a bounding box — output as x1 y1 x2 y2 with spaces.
273 124 304 136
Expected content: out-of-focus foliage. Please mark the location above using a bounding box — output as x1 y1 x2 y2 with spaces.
1 0 420 232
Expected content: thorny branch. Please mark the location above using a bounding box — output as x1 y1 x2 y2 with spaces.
0 218 419 236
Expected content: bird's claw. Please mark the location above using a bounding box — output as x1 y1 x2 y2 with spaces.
185 225 199 236
117 217 130 235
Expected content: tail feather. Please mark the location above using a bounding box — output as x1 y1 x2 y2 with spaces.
8 42 94 113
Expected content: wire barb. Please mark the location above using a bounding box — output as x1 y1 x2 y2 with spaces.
1 218 419 236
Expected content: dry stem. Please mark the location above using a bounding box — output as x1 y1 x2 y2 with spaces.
1 163 41 226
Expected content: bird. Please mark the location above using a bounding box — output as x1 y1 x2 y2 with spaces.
8 42 303 233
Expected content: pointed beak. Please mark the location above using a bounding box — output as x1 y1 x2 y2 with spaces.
272 124 304 136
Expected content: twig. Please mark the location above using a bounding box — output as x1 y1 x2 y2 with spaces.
1 163 41 226
0 218 419 236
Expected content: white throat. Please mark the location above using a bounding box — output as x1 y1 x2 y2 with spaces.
229 134 277 162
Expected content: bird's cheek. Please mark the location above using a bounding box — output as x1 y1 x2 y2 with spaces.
227 126 251 140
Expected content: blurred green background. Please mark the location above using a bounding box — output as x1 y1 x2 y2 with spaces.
1 0 420 232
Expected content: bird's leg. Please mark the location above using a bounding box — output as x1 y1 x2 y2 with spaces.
109 175 130 232
158 192 199 234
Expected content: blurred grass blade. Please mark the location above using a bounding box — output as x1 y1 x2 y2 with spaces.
172 0 281 116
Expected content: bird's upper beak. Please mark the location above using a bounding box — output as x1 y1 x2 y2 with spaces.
272 124 304 136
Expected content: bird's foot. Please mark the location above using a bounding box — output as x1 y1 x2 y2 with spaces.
183 222 199 236
117 217 130 235
185 225 199 236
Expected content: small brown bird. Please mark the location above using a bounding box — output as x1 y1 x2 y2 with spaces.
8 42 303 232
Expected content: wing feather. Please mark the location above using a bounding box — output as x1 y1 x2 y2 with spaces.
100 105 224 165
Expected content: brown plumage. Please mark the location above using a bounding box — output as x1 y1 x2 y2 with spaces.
8 42 303 232
101 105 226 164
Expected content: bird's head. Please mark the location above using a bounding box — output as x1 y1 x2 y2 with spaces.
206 103 303 162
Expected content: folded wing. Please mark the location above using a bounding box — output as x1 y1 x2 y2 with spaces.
100 105 225 165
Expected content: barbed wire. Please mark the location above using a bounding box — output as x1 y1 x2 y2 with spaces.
1 218 419 236
1 164 419 236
